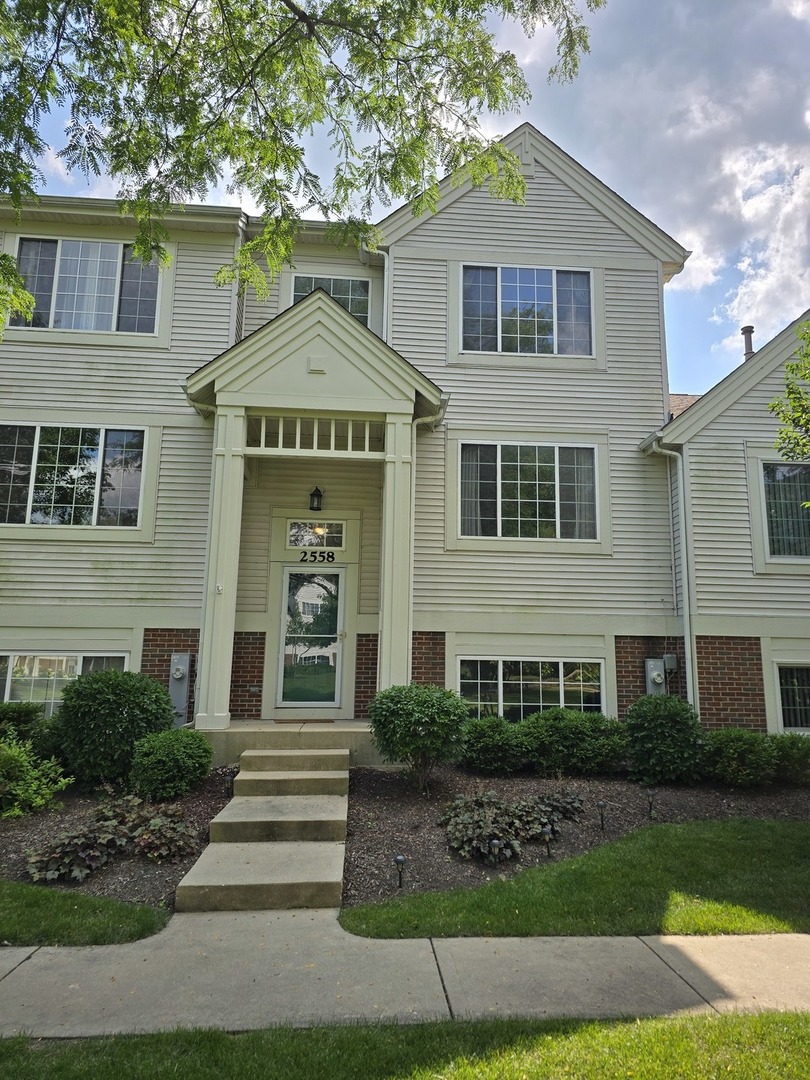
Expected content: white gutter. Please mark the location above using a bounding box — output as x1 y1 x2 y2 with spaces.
408 393 451 678
641 436 698 711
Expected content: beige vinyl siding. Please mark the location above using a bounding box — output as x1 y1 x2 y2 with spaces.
0 424 212 609
0 236 235 413
389 257 448 369
397 161 645 254
237 457 382 614
242 279 281 338
688 367 810 616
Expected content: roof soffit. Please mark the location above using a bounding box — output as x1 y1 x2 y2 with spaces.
378 123 689 273
658 308 810 445
187 289 442 412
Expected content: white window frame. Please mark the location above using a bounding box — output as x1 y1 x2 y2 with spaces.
747 445 810 575
0 652 129 716
291 273 372 326
458 656 604 720
445 425 612 555
3 232 174 348
775 663 810 733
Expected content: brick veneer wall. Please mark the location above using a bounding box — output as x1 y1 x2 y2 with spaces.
229 632 266 720
614 636 686 718
411 631 446 686
695 636 767 730
141 628 200 724
354 634 379 719
141 628 266 722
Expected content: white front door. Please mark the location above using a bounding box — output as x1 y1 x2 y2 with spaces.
278 567 345 707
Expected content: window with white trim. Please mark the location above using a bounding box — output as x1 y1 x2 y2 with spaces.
0 653 126 716
10 239 159 333
293 275 370 326
763 463 810 557
462 265 592 355
460 659 603 721
460 442 597 539
778 666 810 731
0 425 144 526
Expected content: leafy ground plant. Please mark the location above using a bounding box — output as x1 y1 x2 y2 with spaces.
440 791 583 863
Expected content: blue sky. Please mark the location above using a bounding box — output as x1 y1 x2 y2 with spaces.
33 0 810 394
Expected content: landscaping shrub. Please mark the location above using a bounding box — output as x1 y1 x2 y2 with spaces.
0 701 45 740
0 732 72 818
519 708 628 777
624 694 703 785
460 714 526 774
701 728 778 786
57 669 175 786
27 795 201 882
130 727 213 800
440 790 583 864
772 732 810 786
368 683 469 793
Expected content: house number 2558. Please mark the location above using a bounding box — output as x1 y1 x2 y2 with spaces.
299 550 336 562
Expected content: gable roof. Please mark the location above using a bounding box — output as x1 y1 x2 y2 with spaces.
378 123 689 280
187 288 443 417
648 309 810 446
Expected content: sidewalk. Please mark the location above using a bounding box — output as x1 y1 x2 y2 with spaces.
1 912 809 1037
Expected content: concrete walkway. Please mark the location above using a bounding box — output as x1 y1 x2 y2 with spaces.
1 912 809 1037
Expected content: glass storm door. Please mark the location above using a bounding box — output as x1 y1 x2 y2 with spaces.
279 569 344 706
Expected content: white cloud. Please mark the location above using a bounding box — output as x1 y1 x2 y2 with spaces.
771 0 810 21
39 147 73 186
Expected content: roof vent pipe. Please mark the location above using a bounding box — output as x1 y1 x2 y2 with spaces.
741 325 755 361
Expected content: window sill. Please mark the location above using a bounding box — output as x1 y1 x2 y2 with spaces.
449 351 604 372
754 556 810 576
0 524 154 544
447 536 611 556
4 327 168 350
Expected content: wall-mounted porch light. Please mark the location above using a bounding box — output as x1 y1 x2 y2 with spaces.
309 486 323 512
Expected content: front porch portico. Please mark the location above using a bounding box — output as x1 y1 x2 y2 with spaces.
186 290 443 730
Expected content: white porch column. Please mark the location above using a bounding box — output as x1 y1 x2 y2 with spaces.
377 415 414 688
195 407 247 729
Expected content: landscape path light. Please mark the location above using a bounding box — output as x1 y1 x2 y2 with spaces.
394 853 406 888
596 799 606 831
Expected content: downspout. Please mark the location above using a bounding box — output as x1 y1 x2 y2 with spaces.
643 438 698 711
409 393 451 679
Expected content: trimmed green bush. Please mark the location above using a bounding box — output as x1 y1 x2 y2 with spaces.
368 683 469 793
0 701 45 740
702 727 778 787
58 669 175 786
519 708 628 777
130 727 213 800
460 714 526 774
440 790 583 864
624 694 702 785
772 732 810 786
0 732 72 818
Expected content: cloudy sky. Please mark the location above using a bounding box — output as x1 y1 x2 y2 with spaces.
37 0 810 394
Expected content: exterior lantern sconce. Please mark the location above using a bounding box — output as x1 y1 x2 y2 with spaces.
394 853 406 888
541 824 553 858
646 788 657 819
309 487 323 512
596 799 606 831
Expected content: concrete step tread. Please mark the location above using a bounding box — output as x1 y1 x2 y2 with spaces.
178 842 345 887
235 769 348 780
240 749 350 771
212 795 348 824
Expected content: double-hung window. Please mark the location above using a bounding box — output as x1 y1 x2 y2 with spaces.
0 425 144 527
763 462 810 557
460 659 603 721
462 265 592 355
10 238 159 333
293 275 370 326
460 442 597 540
778 666 810 730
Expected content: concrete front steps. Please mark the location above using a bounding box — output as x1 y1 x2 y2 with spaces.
175 746 349 913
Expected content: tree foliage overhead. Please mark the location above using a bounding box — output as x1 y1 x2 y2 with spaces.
770 322 810 461
0 0 605 318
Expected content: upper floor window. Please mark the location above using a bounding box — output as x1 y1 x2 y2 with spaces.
293 275 370 326
763 462 810 557
462 265 592 355
10 239 159 333
0 425 144 527
460 442 597 540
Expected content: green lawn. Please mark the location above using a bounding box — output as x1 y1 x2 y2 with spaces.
340 819 810 938
3 1014 810 1079
0 881 170 946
